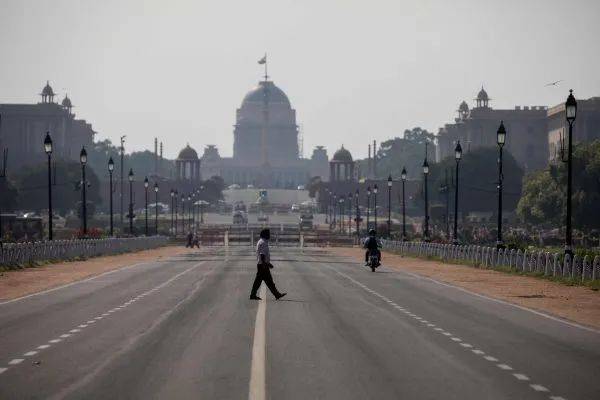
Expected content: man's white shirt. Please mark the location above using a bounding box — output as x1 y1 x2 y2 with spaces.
256 238 270 264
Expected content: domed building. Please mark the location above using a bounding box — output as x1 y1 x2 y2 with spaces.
329 145 355 181
200 74 330 188
176 144 201 183
234 80 299 165
475 86 489 108
0 82 95 170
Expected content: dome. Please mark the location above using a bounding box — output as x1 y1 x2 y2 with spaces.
477 87 489 101
177 144 198 160
458 100 469 112
332 146 353 162
241 81 291 108
61 94 72 108
41 81 55 97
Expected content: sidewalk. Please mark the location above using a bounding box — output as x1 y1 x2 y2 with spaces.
0 246 191 301
330 247 600 330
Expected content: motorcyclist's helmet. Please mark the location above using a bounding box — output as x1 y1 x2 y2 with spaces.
368 229 376 236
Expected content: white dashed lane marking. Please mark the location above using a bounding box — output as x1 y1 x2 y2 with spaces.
530 384 549 392
324 264 569 400
0 262 205 378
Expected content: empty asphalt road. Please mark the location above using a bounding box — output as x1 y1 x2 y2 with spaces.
0 247 598 399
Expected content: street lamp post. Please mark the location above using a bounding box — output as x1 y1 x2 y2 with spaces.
401 167 407 241
366 186 371 231
144 177 149 236
120 135 125 228
80 147 88 236
44 132 53 240
333 194 337 229
108 157 114 236
188 195 192 232
324 189 329 224
154 182 159 235
387 175 392 238
496 122 506 249
181 195 186 233
373 184 378 234
170 189 174 235
355 189 360 240
347 192 352 236
174 190 179 236
564 90 577 256
339 196 344 233
453 141 462 245
128 169 134 235
191 193 196 232
199 186 205 224
423 158 430 242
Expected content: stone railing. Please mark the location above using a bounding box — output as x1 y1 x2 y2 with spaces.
0 236 168 266
381 240 600 283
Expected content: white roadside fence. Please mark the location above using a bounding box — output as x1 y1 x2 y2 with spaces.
0 236 168 266
381 240 600 283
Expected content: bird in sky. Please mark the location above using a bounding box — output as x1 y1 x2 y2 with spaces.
545 80 563 87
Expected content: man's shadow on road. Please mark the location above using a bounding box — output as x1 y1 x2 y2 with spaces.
271 298 307 303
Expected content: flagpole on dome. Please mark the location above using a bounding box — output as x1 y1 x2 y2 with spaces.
258 53 268 82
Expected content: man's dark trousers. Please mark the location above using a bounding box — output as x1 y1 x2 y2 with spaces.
250 263 281 297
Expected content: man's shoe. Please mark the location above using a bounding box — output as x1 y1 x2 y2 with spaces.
250 295 262 300
275 293 287 300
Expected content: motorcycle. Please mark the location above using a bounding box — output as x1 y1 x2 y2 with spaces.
367 251 381 272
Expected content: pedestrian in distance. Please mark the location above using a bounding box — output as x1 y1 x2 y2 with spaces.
250 228 286 300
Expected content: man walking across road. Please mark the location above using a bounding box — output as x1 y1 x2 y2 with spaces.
250 228 287 300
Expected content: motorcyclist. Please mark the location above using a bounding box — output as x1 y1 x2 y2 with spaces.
363 229 381 266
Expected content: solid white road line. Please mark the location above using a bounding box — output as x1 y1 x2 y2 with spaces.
248 286 266 400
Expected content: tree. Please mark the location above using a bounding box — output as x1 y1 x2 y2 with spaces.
198 175 225 203
517 170 562 226
0 178 18 210
14 160 101 215
518 140 600 231
306 176 322 198
86 138 175 181
357 127 435 180
423 147 524 214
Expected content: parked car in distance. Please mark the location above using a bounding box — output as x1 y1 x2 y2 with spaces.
299 213 313 230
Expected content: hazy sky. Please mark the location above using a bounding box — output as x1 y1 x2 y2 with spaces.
1 0 599 160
